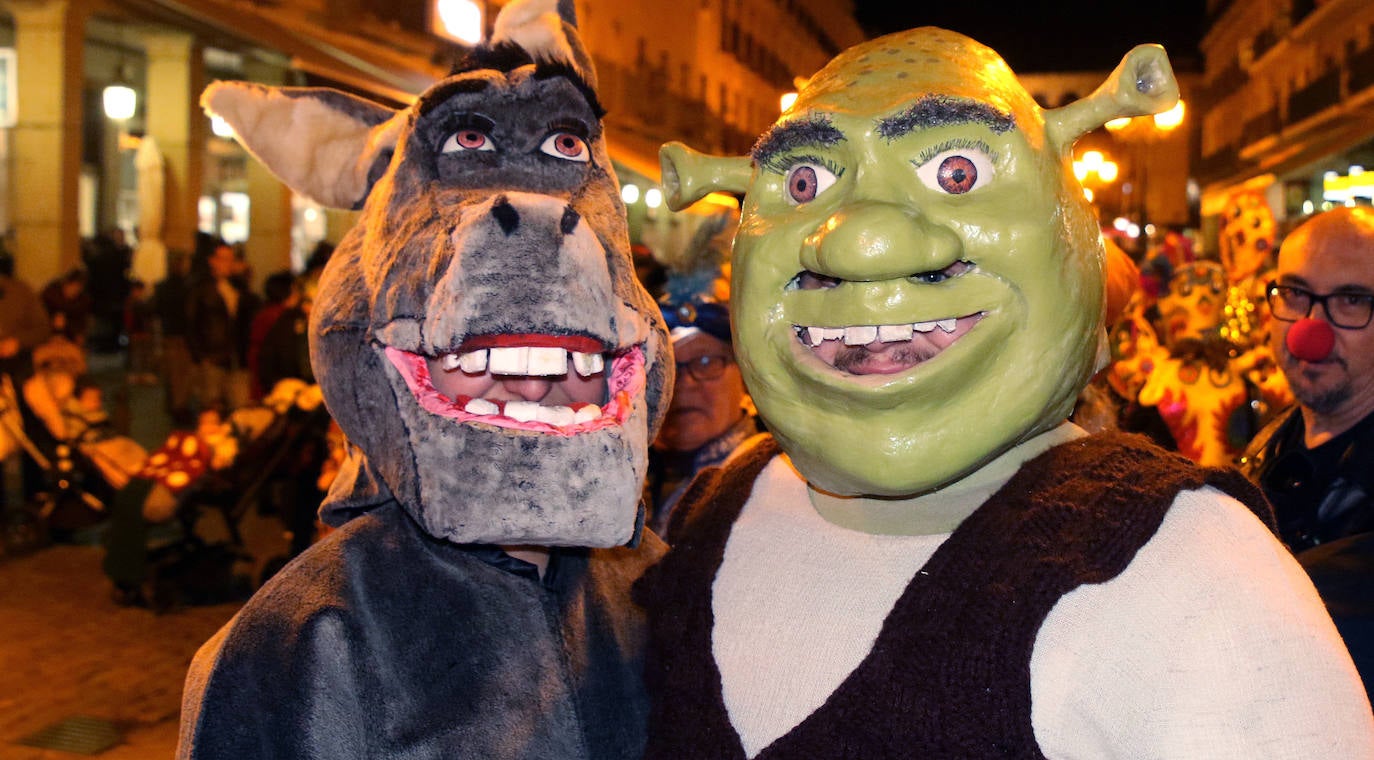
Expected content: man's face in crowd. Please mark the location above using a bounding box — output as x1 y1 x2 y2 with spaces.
210 246 238 280
656 331 745 452
1270 208 1374 417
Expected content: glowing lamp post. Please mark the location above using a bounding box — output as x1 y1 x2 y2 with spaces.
1105 99 1185 246
103 83 137 121
431 0 484 45
1072 149 1119 220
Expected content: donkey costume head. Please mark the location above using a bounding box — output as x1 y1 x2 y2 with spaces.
202 0 671 547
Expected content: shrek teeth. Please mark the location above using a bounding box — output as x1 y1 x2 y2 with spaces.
844 326 878 345
435 347 606 377
801 320 963 346
877 324 913 342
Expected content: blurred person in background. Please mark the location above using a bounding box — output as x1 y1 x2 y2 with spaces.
246 270 299 401
185 242 259 415
154 250 195 426
41 267 92 346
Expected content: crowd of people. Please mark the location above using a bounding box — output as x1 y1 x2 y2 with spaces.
0 230 336 606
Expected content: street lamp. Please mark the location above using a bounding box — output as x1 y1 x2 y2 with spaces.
1105 99 1185 249
431 0 484 45
102 76 137 121
1073 149 1119 219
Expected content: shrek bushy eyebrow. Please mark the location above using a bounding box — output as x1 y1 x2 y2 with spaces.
752 118 845 168
876 95 1016 139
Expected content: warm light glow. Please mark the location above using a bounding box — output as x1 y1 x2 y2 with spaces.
1153 100 1185 131
780 92 798 112
1351 165 1366 176
1073 150 1116 185
1083 187 1094 202
103 84 137 121
1104 117 1131 132
210 115 235 138
433 0 483 45
1113 217 1130 232
645 187 663 209
1127 223 1141 238
620 183 640 204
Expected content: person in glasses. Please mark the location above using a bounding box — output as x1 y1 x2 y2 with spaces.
646 299 764 540
1240 205 1374 699
645 214 765 541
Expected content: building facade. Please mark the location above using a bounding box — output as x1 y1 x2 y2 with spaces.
0 0 864 291
1197 0 1374 243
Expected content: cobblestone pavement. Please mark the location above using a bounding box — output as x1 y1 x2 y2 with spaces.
0 351 288 758
0 543 240 759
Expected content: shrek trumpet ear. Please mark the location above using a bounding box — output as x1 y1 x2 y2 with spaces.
659 142 751 211
1045 44 1179 152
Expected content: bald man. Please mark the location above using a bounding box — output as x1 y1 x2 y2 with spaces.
1241 205 1374 699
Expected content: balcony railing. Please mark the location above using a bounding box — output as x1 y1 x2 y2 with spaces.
1240 107 1282 147
1350 43 1374 95
1196 144 1247 184
1287 67 1341 125
595 58 765 157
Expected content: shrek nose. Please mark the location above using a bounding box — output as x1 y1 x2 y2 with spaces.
800 202 961 280
1287 318 1335 362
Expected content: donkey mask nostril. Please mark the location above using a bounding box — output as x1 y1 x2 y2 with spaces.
491 197 520 236
560 206 581 235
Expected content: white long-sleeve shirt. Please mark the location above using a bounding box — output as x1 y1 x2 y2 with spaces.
713 444 1374 759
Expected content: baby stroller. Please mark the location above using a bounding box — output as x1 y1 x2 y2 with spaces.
0 338 147 548
127 379 333 609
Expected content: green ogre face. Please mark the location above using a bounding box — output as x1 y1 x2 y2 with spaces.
734 28 1105 496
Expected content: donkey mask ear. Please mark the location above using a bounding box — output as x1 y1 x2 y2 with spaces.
201 81 403 210
491 0 598 91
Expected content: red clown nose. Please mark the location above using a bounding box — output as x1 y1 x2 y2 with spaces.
1286 318 1336 362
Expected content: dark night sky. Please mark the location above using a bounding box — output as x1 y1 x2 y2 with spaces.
850 0 1207 73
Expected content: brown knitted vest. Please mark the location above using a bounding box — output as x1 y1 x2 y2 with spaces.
635 432 1274 759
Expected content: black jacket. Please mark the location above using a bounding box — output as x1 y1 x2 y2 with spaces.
1240 405 1374 552
184 276 258 368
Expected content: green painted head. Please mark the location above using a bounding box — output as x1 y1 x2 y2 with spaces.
660 27 1178 496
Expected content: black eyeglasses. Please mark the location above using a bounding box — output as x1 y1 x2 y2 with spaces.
1265 282 1374 329
675 354 733 382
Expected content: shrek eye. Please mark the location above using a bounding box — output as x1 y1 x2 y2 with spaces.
441 129 495 153
784 163 838 205
910 260 974 284
791 271 842 290
915 148 995 195
540 132 590 162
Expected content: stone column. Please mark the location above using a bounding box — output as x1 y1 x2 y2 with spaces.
240 55 293 291
5 0 86 288
143 28 204 284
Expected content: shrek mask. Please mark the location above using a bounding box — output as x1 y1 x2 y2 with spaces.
661 28 1178 496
